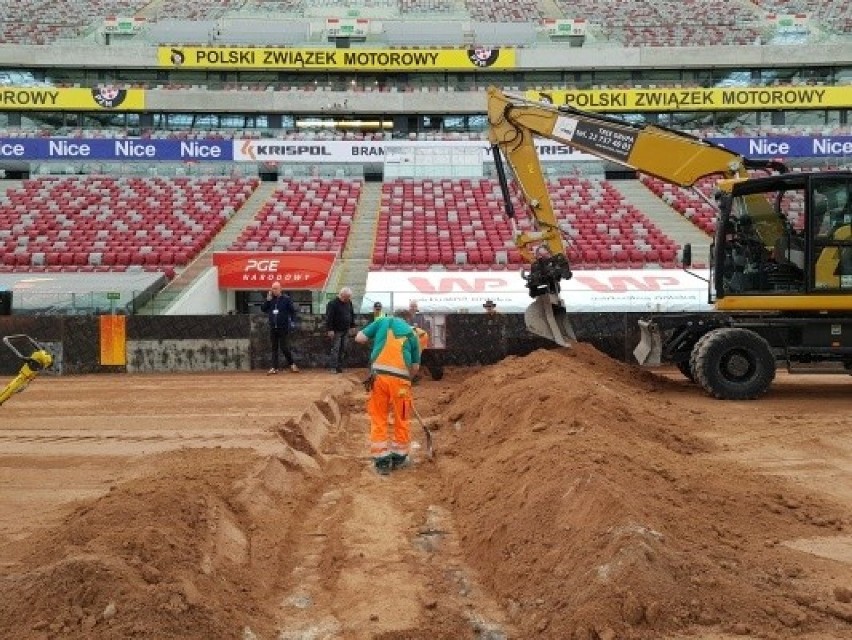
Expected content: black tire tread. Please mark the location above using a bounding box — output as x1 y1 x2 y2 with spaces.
693 328 775 400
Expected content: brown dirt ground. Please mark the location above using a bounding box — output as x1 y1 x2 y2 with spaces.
0 347 850 640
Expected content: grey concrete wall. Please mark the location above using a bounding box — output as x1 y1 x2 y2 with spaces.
0 312 568 376
127 338 250 372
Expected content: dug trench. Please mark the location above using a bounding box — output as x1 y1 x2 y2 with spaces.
0 346 850 639
0 374 507 640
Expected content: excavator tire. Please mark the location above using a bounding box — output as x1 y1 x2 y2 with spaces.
692 328 775 400
686 335 707 383
676 359 696 383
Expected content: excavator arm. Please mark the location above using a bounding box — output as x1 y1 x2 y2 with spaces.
0 335 53 407
486 86 784 346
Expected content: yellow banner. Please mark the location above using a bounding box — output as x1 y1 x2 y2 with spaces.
525 86 852 112
0 87 145 111
158 46 515 71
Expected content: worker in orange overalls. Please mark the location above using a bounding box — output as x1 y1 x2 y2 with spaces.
355 309 422 475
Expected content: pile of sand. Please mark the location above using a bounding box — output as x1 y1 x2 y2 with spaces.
434 345 852 639
0 448 318 639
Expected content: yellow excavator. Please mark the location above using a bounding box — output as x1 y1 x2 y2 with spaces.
487 86 852 399
0 335 53 407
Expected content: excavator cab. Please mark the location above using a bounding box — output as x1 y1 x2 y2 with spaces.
713 172 852 308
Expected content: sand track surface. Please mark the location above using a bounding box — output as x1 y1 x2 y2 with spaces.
0 348 850 639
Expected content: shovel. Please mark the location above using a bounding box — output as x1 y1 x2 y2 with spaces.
410 401 434 460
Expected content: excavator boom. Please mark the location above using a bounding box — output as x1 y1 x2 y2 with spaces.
486 86 784 346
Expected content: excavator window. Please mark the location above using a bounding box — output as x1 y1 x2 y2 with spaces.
811 176 852 290
721 187 806 296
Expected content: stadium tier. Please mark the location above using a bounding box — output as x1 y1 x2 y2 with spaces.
464 0 544 23
0 176 258 275
371 178 680 271
229 179 360 252
0 0 849 43
554 0 764 47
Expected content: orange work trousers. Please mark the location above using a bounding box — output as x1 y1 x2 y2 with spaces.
367 374 412 460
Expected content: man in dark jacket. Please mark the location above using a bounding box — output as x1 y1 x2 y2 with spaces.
261 281 299 374
325 286 356 373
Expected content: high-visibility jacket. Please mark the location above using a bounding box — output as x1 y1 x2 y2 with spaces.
361 316 421 380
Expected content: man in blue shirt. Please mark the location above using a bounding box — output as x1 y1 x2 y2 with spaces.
261 281 299 374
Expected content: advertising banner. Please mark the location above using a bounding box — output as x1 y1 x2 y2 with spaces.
525 86 852 112
232 138 598 163
363 269 712 313
158 46 515 71
708 135 852 159
0 137 848 163
0 138 230 161
0 87 145 111
212 251 337 290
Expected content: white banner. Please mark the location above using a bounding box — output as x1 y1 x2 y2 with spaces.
233 139 599 164
362 268 712 313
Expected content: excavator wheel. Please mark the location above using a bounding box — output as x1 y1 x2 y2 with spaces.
692 328 775 400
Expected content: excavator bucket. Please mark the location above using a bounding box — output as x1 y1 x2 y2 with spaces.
524 294 576 347
634 319 663 366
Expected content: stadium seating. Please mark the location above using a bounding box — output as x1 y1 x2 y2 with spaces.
0 176 258 276
553 0 764 47
399 0 457 15
156 0 246 20
464 0 543 22
754 1 852 34
371 178 680 271
0 0 149 44
229 179 361 252
2 124 850 144
640 172 807 235
640 175 719 235
1 0 849 43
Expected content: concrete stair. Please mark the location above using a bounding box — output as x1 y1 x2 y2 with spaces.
326 181 382 305
612 179 713 264
538 0 566 19
137 181 278 315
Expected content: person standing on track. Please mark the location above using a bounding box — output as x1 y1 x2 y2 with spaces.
261 281 299 374
355 309 421 475
326 286 356 373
